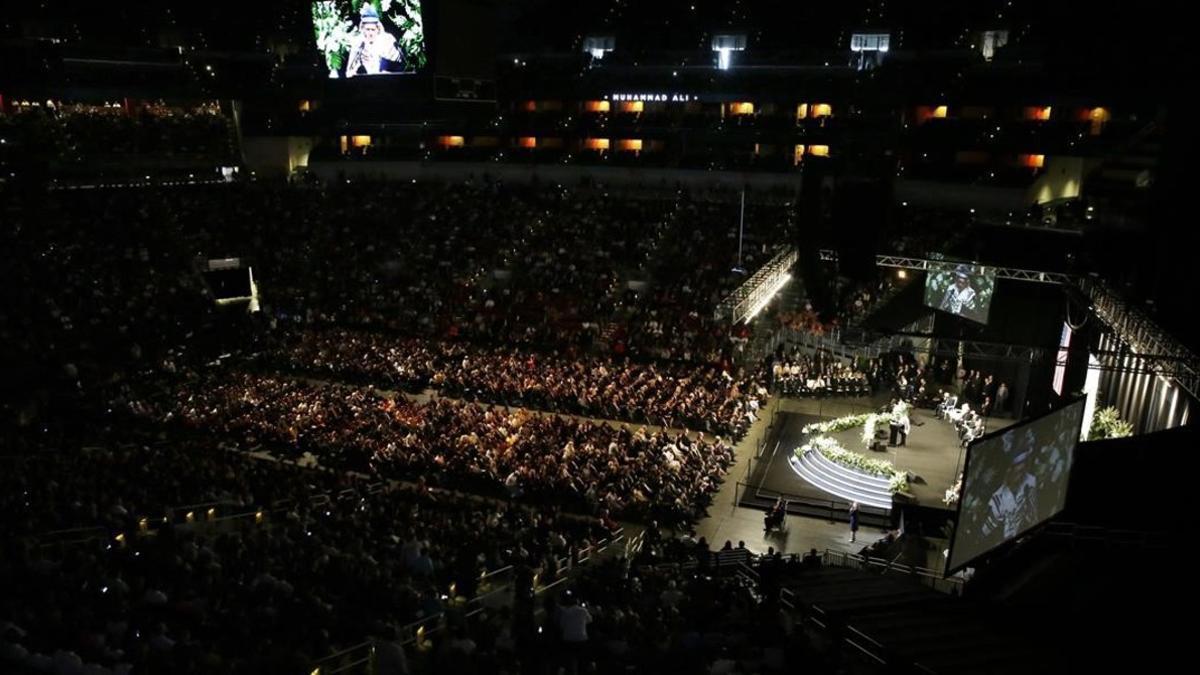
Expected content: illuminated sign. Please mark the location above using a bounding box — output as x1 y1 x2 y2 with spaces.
608 93 696 102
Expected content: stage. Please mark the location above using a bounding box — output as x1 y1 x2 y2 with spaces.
737 395 1013 528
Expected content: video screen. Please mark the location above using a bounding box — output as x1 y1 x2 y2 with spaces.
947 398 1086 574
923 261 996 324
312 1 426 78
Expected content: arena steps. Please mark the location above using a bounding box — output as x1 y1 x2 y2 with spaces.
788 450 893 510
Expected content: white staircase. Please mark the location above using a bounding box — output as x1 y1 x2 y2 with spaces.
788 450 893 510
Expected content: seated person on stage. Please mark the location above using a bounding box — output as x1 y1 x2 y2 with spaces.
947 402 969 424
957 409 979 439
961 417 985 447
935 392 950 419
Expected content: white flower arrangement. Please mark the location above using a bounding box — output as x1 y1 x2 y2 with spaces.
859 413 890 446
312 1 355 74
387 0 427 70
802 413 871 436
943 475 963 505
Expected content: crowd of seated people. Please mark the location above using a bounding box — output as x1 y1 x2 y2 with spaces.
771 350 872 398
825 274 898 330
0 101 235 165
769 271 898 343
396 528 818 675
0 438 316 537
1 183 221 416
175 180 790 364
772 301 833 338
126 372 734 525
545 558 796 674
2 179 791 416
0 176 795 673
266 328 766 437
0 431 609 675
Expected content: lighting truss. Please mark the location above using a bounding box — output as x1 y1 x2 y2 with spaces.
715 247 798 324
927 338 1045 364
1080 277 1200 397
874 255 1076 285
804 251 1197 394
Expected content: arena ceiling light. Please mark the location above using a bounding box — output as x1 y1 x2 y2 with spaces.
711 34 746 71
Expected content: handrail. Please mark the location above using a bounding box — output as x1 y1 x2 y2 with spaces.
844 635 887 666
535 576 571 596
880 550 906 576
821 549 963 593
779 587 796 610
310 527 626 674
845 625 886 653
735 482 890 523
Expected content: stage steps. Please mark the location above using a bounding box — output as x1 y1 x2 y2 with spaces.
789 449 894 510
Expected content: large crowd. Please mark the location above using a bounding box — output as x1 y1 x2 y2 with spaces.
2 179 794 420
178 180 791 364
0 431 611 675
0 174 889 675
386 527 838 675
1 102 235 166
125 372 735 525
266 328 767 436
771 350 874 398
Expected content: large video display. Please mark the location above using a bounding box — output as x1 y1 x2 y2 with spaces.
947 399 1086 574
312 1 426 78
923 261 996 324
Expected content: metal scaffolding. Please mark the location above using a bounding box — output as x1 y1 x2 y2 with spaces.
795 250 1196 396
873 255 1077 285
715 246 798 324
1080 277 1200 398
926 338 1046 364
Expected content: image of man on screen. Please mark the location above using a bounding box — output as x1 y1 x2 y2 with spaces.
345 5 405 77
981 432 1038 540
939 265 979 319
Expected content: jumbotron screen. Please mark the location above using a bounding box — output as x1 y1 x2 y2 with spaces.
923 261 996 324
947 399 1086 574
312 0 426 78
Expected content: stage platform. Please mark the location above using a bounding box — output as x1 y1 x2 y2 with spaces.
737 395 1013 528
